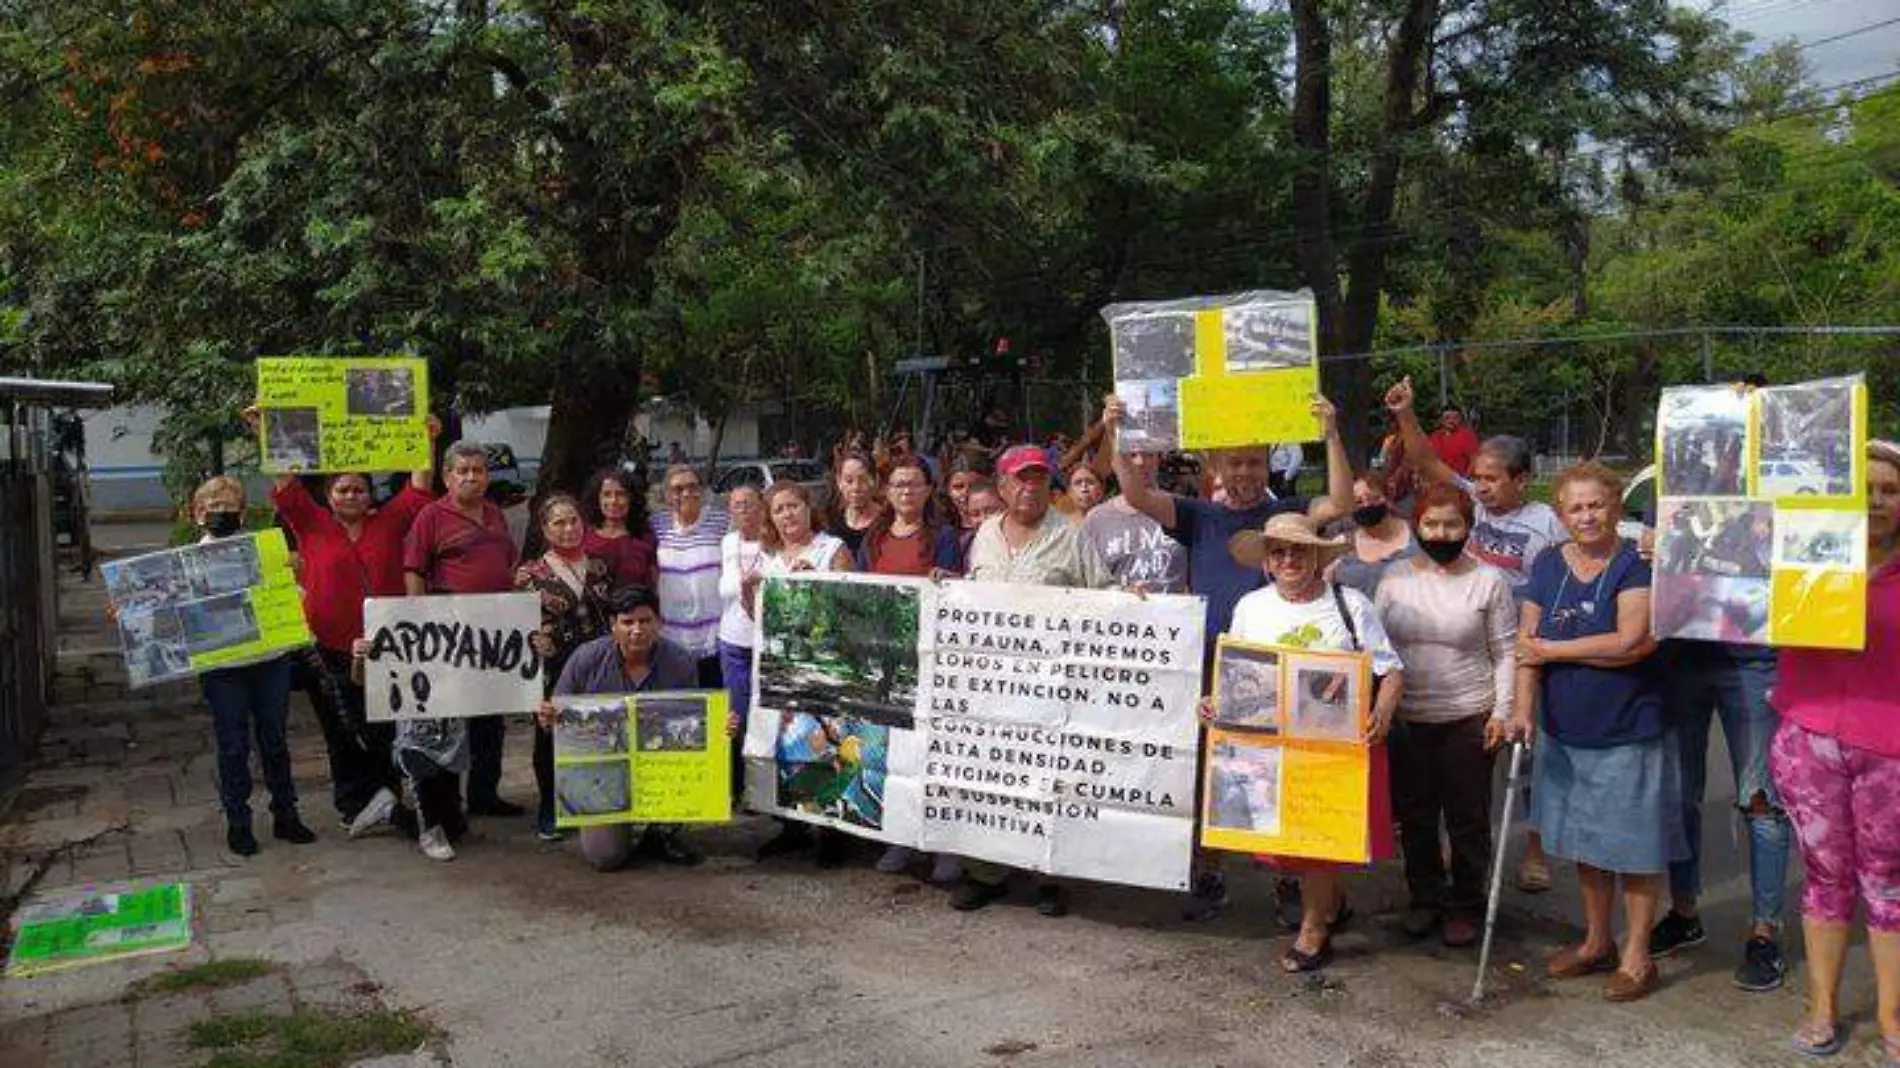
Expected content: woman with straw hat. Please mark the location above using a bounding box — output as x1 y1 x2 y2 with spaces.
1221 511 1405 972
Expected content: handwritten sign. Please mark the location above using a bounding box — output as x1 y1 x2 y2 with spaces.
1652 374 1869 650
362 593 542 720
256 356 430 473
102 531 313 688
1199 638 1374 863
6 883 193 978
1104 290 1321 452
744 573 1205 891
553 691 731 827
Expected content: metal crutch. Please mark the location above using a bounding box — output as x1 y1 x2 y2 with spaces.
1471 740 1529 1004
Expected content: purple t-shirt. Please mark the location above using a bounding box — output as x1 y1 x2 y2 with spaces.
1164 494 1310 672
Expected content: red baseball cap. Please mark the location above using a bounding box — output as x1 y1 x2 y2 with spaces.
997 445 1051 476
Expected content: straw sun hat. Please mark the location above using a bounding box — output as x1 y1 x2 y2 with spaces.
1228 512 1348 568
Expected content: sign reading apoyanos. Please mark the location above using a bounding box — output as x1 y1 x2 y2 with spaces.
363 593 543 721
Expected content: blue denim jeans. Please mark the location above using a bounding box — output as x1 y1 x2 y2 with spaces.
1665 654 1791 927
718 640 752 800
200 656 297 823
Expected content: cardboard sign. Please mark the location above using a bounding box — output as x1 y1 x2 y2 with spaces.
362 593 543 720
1104 290 1322 452
256 356 430 472
1652 374 1868 650
745 573 1205 891
1199 637 1374 864
102 531 313 688
6 883 193 978
553 691 733 826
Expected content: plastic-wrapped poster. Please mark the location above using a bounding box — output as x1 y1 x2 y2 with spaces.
1651 375 1868 650
102 531 312 687
256 357 430 473
1102 290 1321 452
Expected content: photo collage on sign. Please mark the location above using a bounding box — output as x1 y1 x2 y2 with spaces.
553 696 634 823
1205 640 1367 842
257 358 428 474
1652 377 1866 648
1110 311 1195 454
103 536 271 685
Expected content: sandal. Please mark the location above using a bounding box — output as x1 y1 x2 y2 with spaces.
1281 936 1334 973
1789 1019 1845 1058
1546 944 1618 979
1515 855 1552 894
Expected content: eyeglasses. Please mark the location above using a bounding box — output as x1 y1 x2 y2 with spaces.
1265 546 1309 560
666 483 703 496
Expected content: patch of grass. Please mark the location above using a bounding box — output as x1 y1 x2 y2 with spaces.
186 1008 438 1068
128 958 277 999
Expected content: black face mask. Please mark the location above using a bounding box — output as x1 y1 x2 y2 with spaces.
203 511 243 538
1351 504 1389 529
1419 536 1468 566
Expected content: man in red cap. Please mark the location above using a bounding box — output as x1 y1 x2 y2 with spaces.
951 442 1114 916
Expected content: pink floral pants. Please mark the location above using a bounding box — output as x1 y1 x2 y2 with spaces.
1770 720 1900 931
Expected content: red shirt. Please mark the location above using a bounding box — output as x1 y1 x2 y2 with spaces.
582 528 658 589
402 496 519 595
1429 424 1482 477
273 480 434 651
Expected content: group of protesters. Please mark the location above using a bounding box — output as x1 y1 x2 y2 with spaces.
131 382 1900 1061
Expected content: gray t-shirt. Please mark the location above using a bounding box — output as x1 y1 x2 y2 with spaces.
1080 501 1188 594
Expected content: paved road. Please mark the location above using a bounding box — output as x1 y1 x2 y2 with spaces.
0 521 1872 1068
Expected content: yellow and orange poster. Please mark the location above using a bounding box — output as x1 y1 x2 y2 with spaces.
1198 638 1374 864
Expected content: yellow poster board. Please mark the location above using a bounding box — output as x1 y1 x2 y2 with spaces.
1198 638 1373 863
256 356 430 473
100 530 314 688
554 690 732 827
1104 291 1322 452
1652 374 1868 650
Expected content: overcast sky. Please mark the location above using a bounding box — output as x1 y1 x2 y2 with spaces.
1703 0 1900 89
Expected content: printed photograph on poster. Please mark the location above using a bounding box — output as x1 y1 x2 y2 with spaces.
637 696 708 752
758 578 919 730
1286 655 1362 742
345 366 417 417
263 408 323 471
1207 742 1282 835
1654 574 1770 643
1758 380 1855 496
179 592 261 654
1111 312 1196 381
120 609 191 687
1114 379 1180 453
181 539 264 598
1773 510 1866 570
775 712 888 831
556 763 630 820
554 697 630 755
103 553 191 611
1658 387 1749 496
1222 302 1312 372
1213 643 1279 732
1654 500 1773 580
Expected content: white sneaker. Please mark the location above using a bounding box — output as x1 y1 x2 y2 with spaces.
418 825 456 862
346 788 399 839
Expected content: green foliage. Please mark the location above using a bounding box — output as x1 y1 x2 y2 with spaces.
126 958 277 999
186 1007 437 1068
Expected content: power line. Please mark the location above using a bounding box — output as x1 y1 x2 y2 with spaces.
1795 15 1900 51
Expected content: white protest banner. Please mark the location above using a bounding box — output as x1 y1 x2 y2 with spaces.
745 573 1204 891
363 593 543 720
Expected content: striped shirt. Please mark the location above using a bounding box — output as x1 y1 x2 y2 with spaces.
654 509 729 659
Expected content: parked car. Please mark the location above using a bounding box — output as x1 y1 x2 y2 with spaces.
710 458 832 511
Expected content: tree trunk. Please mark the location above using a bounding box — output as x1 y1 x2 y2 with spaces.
704 410 729 485
538 357 643 496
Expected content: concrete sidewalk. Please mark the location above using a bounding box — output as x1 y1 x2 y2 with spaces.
0 522 1875 1067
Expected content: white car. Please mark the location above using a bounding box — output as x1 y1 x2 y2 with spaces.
1758 458 1829 496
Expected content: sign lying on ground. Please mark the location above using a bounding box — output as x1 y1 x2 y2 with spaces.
1103 289 1321 452
363 593 543 720
745 573 1205 891
255 356 430 473
1651 373 1869 650
1198 637 1375 864
103 531 313 688
553 690 732 827
6 882 193 978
